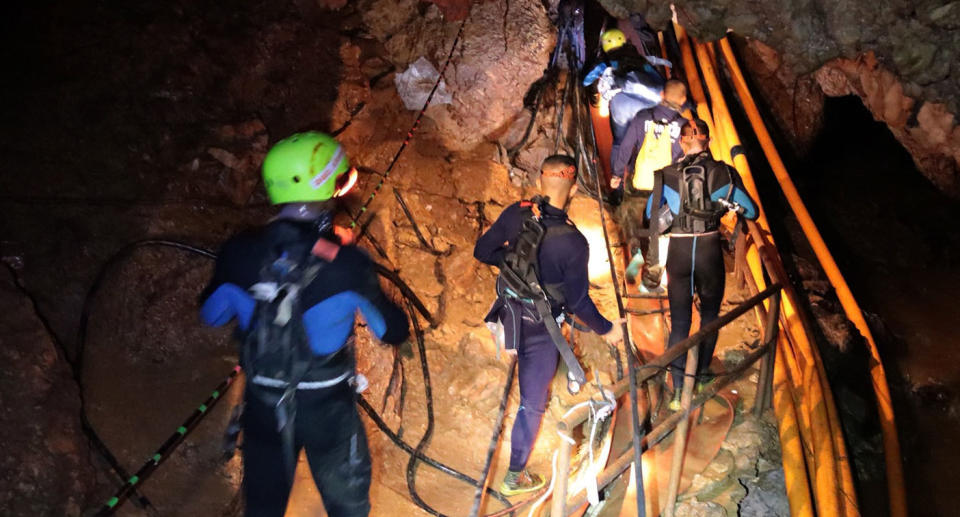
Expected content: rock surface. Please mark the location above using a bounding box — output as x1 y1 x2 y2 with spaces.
361 0 555 152
0 267 96 516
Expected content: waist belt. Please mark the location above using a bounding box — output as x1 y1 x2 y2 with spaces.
251 370 351 390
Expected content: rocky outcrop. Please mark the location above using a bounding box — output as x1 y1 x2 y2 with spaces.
816 54 960 196
735 38 825 155
0 267 96 516
361 0 555 152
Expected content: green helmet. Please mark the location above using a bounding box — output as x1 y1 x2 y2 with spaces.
262 132 352 204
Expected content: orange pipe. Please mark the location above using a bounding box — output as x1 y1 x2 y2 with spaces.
672 24 724 161
717 37 906 517
672 22 821 516
692 35 848 516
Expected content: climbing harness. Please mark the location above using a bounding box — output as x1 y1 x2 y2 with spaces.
492 196 587 386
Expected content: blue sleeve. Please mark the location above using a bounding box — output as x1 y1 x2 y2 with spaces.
645 177 680 219
200 283 256 329
711 168 758 220
612 114 647 178
561 236 613 335
583 62 614 86
348 250 410 345
474 203 518 266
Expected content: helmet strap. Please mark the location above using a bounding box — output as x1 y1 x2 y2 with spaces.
274 203 334 227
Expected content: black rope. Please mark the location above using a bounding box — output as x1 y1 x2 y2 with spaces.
469 356 518 516
572 53 648 517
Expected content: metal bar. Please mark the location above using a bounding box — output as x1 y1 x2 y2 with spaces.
755 292 781 416
469 357 518 517
561 340 773 514
559 284 782 430
551 439 573 517
663 346 699 517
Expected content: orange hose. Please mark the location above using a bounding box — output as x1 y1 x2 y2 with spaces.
716 37 906 517
672 22 821 516
697 41 847 516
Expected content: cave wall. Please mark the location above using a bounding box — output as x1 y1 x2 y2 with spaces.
596 0 960 196
359 0 555 152
0 267 96 515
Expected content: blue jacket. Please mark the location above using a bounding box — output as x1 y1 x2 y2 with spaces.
474 201 612 335
611 103 686 178
200 219 409 358
645 151 759 223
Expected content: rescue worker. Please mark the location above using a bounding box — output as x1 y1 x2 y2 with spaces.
474 155 624 495
584 28 665 150
199 132 409 517
641 119 758 409
610 78 689 192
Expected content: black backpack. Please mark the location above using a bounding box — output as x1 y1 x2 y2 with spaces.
497 196 572 305
238 241 331 478
495 196 587 385
243 247 325 389
673 155 733 234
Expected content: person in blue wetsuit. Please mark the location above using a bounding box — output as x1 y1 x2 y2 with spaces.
474 154 623 496
642 119 758 409
200 132 408 517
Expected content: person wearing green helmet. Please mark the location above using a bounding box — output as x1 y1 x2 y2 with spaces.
200 131 407 517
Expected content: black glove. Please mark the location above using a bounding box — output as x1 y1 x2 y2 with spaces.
641 263 663 290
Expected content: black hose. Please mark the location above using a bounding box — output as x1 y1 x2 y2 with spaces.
355 397 512 507
572 53 648 516
79 239 518 514
393 187 453 257
403 298 449 516
76 240 218 511
469 356 518 516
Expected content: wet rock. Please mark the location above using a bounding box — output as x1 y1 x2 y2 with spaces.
202 119 269 206
816 54 960 197
738 467 790 517
362 0 555 152
735 38 825 154
0 268 96 516
673 499 727 517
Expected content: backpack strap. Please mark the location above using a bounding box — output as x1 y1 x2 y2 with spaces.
644 167 665 267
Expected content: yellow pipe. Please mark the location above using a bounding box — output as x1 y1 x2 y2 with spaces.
717 37 906 517
672 21 822 516
694 38 846 516
673 24 724 161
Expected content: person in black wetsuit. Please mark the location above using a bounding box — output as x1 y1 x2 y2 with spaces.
474 155 623 495
642 119 758 409
200 132 409 517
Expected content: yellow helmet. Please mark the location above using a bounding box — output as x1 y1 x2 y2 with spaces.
601 28 626 53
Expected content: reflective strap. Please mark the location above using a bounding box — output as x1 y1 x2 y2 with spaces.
669 230 720 237
251 370 351 390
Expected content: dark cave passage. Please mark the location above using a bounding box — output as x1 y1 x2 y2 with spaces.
792 95 960 517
